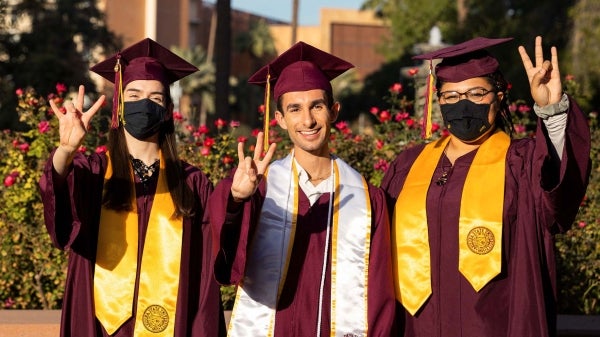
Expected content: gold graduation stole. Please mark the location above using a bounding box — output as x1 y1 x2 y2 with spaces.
392 131 509 315
94 151 183 336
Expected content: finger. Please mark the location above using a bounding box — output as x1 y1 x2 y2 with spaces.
237 141 245 164
257 142 277 175
253 131 264 161
534 36 543 68
517 46 534 72
550 46 560 76
81 95 105 125
75 85 85 111
244 156 257 182
49 98 64 120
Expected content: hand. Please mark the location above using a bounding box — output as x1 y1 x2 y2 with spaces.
230 131 276 201
49 85 106 156
518 36 563 107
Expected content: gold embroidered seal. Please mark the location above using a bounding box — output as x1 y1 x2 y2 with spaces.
142 304 169 333
466 226 495 255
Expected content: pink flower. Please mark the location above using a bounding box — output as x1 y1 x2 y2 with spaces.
222 156 234 165
230 120 241 128
394 112 409 122
251 129 261 137
55 83 67 94
198 125 210 135
565 74 575 81
95 145 107 153
12 140 19 147
374 159 389 172
514 124 526 134
335 121 349 130
578 221 586 228
509 103 517 113
203 137 215 148
78 146 87 153
408 68 419 76
18 143 30 152
173 111 184 121
379 110 391 123
369 106 379 115
186 125 195 132
200 146 211 156
214 118 227 129
517 105 531 113
15 88 23 97
389 83 403 94
237 136 248 143
375 139 384 150
38 120 50 134
4 175 16 187
405 119 415 128
258 104 266 115
431 122 440 133
269 118 278 127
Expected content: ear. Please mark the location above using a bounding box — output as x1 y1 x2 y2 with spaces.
330 102 341 122
275 110 288 130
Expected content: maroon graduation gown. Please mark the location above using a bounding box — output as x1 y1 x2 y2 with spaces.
209 165 397 336
39 151 225 337
380 96 591 337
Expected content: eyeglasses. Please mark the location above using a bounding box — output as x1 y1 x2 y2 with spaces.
438 87 495 104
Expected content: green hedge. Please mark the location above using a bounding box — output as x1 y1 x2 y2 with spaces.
0 83 597 314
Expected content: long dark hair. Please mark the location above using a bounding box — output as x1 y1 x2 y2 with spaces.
436 70 515 136
102 91 195 218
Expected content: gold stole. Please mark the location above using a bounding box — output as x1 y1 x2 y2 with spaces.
392 131 509 315
94 151 183 336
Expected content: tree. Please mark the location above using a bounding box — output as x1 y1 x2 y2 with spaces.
214 0 231 121
0 0 118 130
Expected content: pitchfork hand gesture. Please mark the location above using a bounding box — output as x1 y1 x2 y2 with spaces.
49 85 105 177
518 36 563 107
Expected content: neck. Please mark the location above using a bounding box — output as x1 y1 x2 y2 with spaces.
294 151 332 181
125 132 160 165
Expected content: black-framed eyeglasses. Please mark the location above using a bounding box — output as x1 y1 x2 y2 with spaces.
438 87 495 104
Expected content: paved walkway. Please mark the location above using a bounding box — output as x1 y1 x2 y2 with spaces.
0 310 597 336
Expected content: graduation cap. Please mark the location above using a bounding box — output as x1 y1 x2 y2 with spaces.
248 41 354 148
412 37 513 138
90 38 198 128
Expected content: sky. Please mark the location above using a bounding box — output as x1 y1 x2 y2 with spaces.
227 0 366 26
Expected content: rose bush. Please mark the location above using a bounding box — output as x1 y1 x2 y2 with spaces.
0 78 597 314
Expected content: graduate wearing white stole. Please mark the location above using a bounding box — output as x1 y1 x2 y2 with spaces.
208 42 397 337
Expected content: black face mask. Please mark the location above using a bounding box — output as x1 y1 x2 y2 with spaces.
123 99 168 140
440 100 492 141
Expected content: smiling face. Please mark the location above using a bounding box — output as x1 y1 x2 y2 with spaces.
275 89 340 159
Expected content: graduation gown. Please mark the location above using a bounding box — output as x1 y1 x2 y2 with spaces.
209 165 397 336
380 96 591 337
39 151 225 337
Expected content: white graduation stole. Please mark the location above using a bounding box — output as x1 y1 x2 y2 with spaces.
228 154 371 337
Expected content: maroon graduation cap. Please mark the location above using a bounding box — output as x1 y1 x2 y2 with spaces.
413 36 514 83
412 37 513 138
248 41 354 147
90 38 198 128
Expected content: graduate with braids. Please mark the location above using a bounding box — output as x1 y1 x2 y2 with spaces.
380 36 591 337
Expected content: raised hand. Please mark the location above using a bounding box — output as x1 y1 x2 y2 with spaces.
230 131 276 201
518 36 563 107
50 85 105 176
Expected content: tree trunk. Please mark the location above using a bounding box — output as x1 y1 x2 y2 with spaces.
214 0 231 121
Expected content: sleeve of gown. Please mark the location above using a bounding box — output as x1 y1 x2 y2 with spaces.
366 185 398 336
38 150 105 255
191 169 227 337
536 95 591 232
208 174 265 285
